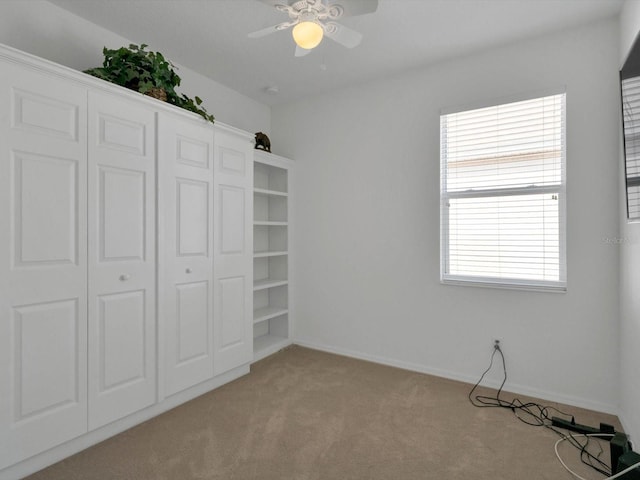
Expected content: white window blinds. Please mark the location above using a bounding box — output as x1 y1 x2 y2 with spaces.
440 92 566 291
622 76 640 220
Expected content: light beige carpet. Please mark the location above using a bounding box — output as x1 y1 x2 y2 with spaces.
26 345 621 480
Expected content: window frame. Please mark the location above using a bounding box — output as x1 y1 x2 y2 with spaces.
621 75 640 221
439 90 567 293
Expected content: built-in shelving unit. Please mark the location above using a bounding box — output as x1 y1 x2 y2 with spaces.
253 150 294 362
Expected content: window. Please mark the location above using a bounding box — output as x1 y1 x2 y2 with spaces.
621 76 640 220
440 92 566 291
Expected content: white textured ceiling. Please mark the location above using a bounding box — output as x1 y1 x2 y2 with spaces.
47 0 623 106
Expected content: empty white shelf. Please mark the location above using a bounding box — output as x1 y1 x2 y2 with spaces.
254 187 288 197
254 250 288 258
253 278 288 291
253 306 289 323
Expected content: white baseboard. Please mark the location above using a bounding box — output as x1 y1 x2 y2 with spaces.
293 339 619 416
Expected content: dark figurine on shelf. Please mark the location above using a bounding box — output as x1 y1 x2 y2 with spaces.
255 132 271 152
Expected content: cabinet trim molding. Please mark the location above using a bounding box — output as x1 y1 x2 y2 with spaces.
0 43 254 140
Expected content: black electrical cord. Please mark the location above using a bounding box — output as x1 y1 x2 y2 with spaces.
468 344 612 476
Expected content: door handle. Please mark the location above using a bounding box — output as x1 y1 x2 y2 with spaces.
119 274 131 281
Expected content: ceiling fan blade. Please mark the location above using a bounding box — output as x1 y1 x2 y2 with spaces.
248 21 295 38
324 22 363 48
328 0 378 18
295 45 312 57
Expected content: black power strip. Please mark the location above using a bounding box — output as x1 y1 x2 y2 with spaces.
551 416 615 438
551 417 640 478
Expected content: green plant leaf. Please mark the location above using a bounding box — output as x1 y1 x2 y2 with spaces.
85 43 214 123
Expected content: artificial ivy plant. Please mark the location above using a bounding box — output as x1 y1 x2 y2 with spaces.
84 44 214 123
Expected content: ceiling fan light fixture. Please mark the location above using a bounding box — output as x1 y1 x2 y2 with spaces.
292 21 324 50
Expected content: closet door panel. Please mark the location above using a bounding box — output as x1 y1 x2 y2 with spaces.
177 179 209 256
219 276 246 347
98 291 146 390
88 91 156 430
0 64 88 469
14 152 78 265
158 114 214 397
99 167 146 261
220 186 246 254
175 281 209 365
14 300 80 418
213 129 253 375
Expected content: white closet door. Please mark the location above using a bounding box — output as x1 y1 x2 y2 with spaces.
158 113 214 396
0 64 88 468
87 91 156 429
213 129 253 375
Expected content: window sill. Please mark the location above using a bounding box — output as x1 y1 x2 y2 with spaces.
441 277 567 294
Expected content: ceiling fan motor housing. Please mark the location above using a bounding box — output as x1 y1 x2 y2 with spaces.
250 0 377 52
284 0 345 21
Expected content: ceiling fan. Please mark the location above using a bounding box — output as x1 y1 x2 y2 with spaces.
248 0 379 57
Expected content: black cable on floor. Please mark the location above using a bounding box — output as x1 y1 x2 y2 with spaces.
468 344 611 476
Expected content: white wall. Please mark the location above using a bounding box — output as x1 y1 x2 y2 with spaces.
618 0 640 445
273 18 621 414
0 0 270 134
0 0 625 424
